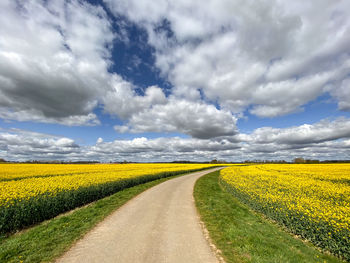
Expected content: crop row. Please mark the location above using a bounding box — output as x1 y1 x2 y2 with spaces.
220 164 350 261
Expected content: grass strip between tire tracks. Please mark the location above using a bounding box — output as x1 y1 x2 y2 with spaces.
194 171 345 263
0 170 199 263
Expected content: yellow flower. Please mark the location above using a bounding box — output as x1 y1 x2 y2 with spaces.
221 164 350 233
0 163 226 206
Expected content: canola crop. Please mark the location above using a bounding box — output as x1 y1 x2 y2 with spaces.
220 164 350 261
0 163 218 234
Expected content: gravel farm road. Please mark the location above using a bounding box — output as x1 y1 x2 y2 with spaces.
55 168 222 263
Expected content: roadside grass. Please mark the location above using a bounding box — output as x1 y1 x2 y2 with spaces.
0 172 193 263
194 171 345 263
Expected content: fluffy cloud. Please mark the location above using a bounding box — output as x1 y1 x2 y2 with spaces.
103 77 238 138
2 118 350 162
0 0 114 125
245 118 350 145
0 129 80 160
114 98 237 139
0 0 240 139
0 109 100 126
1 0 350 144
103 79 167 119
105 0 350 117
331 77 350 111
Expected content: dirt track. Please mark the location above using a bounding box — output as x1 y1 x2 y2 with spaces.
56 168 221 263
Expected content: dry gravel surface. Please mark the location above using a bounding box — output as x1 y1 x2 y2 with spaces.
55 168 222 263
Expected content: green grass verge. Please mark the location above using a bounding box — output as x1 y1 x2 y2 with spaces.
194 171 345 263
0 172 189 263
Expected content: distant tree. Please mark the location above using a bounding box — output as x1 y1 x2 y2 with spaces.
210 159 218 164
294 157 305 164
305 159 320 164
0 158 6 163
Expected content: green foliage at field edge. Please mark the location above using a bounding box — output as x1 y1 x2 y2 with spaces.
194 171 345 263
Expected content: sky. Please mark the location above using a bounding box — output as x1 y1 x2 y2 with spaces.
0 0 350 162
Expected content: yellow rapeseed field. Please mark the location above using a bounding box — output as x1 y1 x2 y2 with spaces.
0 163 215 181
0 163 216 205
0 163 218 233
220 164 350 260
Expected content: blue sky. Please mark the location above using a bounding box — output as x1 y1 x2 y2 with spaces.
0 0 350 162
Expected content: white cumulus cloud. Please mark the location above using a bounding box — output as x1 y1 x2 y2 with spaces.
105 0 350 118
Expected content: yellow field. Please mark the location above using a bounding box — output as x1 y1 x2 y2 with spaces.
0 163 218 233
220 164 350 260
0 163 217 205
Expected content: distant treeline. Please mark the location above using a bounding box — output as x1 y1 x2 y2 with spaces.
244 158 350 164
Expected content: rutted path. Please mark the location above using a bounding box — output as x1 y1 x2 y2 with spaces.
56 168 222 263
